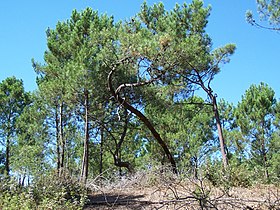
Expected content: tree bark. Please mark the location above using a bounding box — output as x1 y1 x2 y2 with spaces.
59 102 65 176
5 134 10 176
113 156 133 173
261 130 269 180
189 69 228 169
55 106 61 175
262 145 269 180
99 126 104 175
211 94 228 169
108 69 177 173
193 156 198 179
81 89 89 182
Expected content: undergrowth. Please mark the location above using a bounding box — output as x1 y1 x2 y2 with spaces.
0 172 87 210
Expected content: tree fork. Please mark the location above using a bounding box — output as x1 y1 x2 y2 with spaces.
115 109 133 173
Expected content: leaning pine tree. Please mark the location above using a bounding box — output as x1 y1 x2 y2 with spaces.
104 0 235 171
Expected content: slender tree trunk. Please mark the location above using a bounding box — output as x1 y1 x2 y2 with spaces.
59 102 65 176
193 156 198 179
211 94 228 169
81 90 89 182
99 126 104 174
262 146 269 180
119 156 122 176
65 139 69 173
5 134 10 176
260 120 269 180
261 134 269 180
55 106 61 175
191 69 229 169
108 70 177 173
21 175 26 186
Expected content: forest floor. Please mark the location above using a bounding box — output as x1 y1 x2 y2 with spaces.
83 170 280 210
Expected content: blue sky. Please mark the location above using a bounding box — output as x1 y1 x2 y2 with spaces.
0 0 279 105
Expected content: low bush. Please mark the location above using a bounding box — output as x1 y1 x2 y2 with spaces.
0 172 87 210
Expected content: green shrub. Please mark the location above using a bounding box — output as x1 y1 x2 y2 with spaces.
31 171 87 209
227 162 254 187
0 176 35 210
0 172 87 210
203 160 253 188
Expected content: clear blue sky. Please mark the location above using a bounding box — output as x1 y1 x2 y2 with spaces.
0 0 279 105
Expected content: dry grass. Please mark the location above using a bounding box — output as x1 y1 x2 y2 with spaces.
84 167 280 210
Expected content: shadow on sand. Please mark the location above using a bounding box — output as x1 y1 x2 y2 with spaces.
84 193 154 209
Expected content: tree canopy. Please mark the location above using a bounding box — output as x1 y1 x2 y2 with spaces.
246 0 280 30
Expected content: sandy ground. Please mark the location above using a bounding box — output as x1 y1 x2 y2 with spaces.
84 180 280 209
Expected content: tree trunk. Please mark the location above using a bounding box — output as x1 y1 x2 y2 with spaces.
123 99 177 173
99 126 104 174
261 136 269 180
81 89 89 182
55 106 60 175
113 155 133 173
59 102 65 176
212 94 228 169
5 134 10 176
190 69 229 169
108 70 177 173
21 175 26 186
193 156 198 179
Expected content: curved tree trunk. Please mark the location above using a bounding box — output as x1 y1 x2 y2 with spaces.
113 157 133 173
107 69 177 173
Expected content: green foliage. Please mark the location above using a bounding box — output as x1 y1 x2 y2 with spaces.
269 129 280 182
0 177 34 210
11 92 49 179
246 0 280 30
227 159 254 187
0 192 34 210
203 160 253 189
218 99 246 161
256 0 280 24
145 96 214 175
31 172 87 209
0 77 30 137
0 77 30 175
0 173 87 210
235 83 276 180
